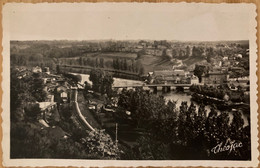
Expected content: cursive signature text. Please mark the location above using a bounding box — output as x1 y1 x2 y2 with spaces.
211 138 243 154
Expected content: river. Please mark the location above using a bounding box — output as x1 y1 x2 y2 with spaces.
73 73 249 126
72 73 143 87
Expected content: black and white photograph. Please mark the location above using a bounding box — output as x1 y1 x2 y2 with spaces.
2 2 258 167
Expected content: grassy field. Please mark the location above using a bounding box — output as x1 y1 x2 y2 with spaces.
59 52 211 75
137 54 173 73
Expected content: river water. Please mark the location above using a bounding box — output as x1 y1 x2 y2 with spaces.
72 73 143 87
73 73 249 126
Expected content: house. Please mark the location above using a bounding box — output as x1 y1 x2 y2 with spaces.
236 54 243 59
38 101 57 122
154 69 187 84
32 66 42 73
172 69 185 77
43 67 50 75
136 45 144 49
140 42 147 48
46 94 55 102
54 84 70 105
154 70 173 81
187 75 199 84
201 71 229 85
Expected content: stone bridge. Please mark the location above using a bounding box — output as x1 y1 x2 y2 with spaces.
112 83 192 92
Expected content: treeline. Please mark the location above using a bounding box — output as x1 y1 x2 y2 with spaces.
112 58 144 74
11 53 56 70
116 89 250 160
170 45 248 61
59 56 144 75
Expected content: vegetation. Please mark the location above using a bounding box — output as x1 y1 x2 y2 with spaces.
11 68 47 122
89 69 114 97
11 68 121 159
190 84 248 103
116 89 250 160
62 73 82 85
10 39 251 160
11 40 249 75
193 65 209 82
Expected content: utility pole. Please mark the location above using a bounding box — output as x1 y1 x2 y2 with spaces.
115 123 118 148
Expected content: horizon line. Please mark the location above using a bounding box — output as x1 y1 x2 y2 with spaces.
10 39 250 42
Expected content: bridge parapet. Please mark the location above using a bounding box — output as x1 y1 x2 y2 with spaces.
112 84 192 88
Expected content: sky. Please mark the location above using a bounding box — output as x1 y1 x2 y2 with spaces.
3 3 254 41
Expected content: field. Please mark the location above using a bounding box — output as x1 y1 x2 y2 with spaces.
11 40 249 76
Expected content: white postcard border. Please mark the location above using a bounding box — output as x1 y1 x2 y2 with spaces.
1 2 259 167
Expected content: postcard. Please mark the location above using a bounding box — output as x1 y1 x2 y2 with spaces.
1 2 259 167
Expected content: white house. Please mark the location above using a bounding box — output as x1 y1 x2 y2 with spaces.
32 66 42 73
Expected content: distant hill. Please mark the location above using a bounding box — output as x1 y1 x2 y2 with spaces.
10 40 249 75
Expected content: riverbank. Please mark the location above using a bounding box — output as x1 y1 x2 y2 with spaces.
71 72 144 87
191 93 250 113
67 72 250 127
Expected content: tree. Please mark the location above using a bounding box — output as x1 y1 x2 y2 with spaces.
29 73 47 102
230 110 244 140
185 46 191 57
95 58 99 67
136 49 145 60
56 65 61 74
172 49 178 58
63 73 82 86
24 103 41 119
206 47 214 63
79 57 83 66
89 69 104 92
11 69 34 122
83 81 92 99
177 101 188 145
193 65 208 83
89 69 114 96
123 59 127 71
82 129 121 159
102 74 114 97
162 49 171 61
99 58 104 68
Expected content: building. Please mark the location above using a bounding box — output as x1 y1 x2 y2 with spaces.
153 69 188 84
187 75 199 84
32 66 42 73
43 67 50 75
223 56 229 61
236 54 243 59
201 71 229 85
38 101 57 123
172 69 185 77
54 82 70 105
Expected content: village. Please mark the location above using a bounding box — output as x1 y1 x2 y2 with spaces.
5 1 256 164
10 39 251 160
13 49 250 133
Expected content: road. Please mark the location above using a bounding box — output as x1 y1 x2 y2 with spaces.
71 88 95 131
112 83 192 88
